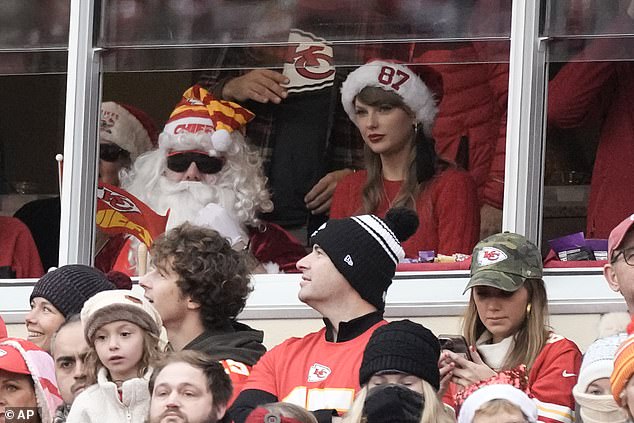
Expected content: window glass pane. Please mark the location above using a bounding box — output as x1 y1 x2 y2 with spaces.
98 1 512 275
0 0 69 49
541 0 634 263
99 0 512 47
544 0 631 37
0 75 66 276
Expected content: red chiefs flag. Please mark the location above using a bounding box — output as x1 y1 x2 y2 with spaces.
96 183 169 247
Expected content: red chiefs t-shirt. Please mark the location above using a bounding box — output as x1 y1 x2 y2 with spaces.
242 321 386 414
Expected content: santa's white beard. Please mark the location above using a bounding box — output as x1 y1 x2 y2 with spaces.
151 177 238 230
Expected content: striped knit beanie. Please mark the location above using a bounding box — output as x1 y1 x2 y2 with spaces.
160 84 255 154
310 208 418 310
610 318 634 405
30 265 116 318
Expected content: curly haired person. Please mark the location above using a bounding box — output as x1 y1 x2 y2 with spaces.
140 223 265 405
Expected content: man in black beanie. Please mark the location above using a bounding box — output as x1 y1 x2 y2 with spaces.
25 264 115 352
229 208 418 423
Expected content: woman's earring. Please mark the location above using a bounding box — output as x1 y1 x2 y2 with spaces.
413 122 420 138
526 303 532 316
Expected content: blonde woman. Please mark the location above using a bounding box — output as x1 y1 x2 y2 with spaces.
439 233 582 423
343 320 454 423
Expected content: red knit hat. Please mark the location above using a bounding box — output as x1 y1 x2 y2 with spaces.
161 85 255 154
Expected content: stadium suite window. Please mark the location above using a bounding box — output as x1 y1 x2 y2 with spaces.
540 0 634 264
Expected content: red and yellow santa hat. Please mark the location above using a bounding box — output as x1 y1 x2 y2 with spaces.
160 85 255 154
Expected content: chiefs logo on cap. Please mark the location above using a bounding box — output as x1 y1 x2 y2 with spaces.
0 349 6 357
477 247 508 266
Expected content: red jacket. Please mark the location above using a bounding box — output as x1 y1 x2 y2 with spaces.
331 168 480 257
411 44 509 209
547 18 634 238
0 216 44 278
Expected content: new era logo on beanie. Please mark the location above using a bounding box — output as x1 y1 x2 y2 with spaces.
310 208 418 310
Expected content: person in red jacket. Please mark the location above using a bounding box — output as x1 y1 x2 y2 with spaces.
0 216 43 278
331 60 480 258
438 232 581 423
547 5 634 240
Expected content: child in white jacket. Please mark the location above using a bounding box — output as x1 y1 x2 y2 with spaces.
67 290 163 423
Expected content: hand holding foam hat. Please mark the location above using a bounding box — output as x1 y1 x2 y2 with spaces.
464 232 543 293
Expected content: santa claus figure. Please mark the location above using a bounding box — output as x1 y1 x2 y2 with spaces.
116 85 305 274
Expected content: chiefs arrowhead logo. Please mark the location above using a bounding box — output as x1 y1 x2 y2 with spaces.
343 254 353 266
307 363 331 382
477 247 508 266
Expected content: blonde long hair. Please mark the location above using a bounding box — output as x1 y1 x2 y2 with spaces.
463 278 550 370
342 381 454 423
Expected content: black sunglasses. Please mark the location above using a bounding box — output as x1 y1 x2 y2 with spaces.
99 143 130 162
166 152 225 174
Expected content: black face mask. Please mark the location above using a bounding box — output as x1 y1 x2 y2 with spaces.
363 384 424 423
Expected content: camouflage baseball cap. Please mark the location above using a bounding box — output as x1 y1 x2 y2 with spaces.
464 232 543 293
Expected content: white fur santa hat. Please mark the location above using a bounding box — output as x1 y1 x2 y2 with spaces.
100 101 158 161
159 85 255 155
341 60 441 137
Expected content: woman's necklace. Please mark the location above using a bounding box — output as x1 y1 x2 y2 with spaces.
382 182 396 209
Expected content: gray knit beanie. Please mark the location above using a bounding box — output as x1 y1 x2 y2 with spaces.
30 265 116 317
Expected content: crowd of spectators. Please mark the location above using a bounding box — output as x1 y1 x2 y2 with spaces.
2 5 634 419
1 212 634 422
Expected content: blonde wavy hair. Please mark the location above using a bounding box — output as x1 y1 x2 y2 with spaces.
463 278 550 370
342 380 454 423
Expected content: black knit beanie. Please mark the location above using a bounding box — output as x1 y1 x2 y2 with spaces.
310 207 418 310
359 319 441 390
30 264 116 317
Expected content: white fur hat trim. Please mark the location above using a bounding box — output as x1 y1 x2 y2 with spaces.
100 102 153 161
341 60 438 136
